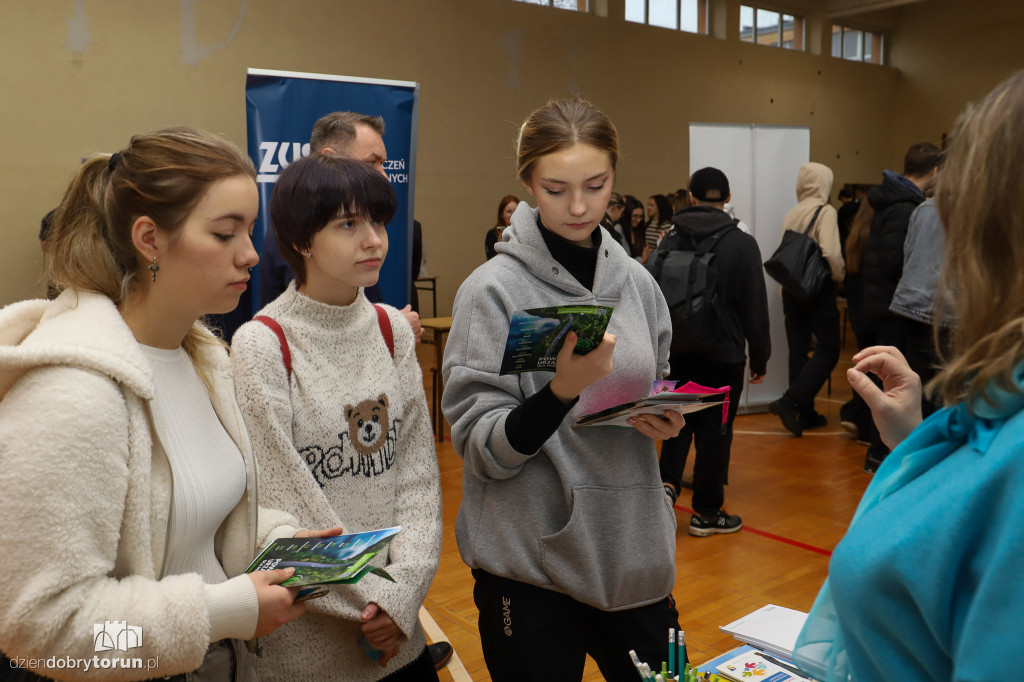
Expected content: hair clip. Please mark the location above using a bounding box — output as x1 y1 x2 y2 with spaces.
108 152 122 171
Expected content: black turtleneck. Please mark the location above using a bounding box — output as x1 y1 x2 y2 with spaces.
538 219 603 292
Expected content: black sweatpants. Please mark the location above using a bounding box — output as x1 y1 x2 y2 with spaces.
901 317 950 419
782 284 841 413
472 569 681 682
659 356 746 516
866 314 908 457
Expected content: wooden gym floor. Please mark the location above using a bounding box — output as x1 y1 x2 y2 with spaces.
417 329 869 681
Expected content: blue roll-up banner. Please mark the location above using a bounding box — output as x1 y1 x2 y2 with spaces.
239 68 419 325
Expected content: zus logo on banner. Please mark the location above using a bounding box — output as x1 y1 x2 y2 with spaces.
256 143 409 185
256 141 311 182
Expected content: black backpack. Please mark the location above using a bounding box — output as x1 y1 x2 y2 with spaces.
649 227 733 354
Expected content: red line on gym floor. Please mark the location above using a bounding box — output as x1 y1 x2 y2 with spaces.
675 505 833 557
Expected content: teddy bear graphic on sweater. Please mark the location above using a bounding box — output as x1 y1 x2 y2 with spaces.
346 395 390 455
300 394 400 487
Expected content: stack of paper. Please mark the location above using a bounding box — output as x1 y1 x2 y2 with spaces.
719 604 808 662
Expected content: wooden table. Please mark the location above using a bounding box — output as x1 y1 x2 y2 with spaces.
420 316 453 442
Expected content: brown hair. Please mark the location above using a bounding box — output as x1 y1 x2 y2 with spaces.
309 111 386 154
670 189 691 213
844 199 875 275
932 70 1024 408
515 97 618 182
494 194 520 229
46 126 255 370
903 141 943 178
270 154 397 286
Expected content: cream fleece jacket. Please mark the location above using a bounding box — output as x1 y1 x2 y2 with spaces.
0 290 297 681
781 162 846 282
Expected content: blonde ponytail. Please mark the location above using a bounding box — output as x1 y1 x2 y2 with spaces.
45 127 256 384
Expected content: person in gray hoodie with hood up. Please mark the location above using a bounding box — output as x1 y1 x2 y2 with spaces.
442 98 685 682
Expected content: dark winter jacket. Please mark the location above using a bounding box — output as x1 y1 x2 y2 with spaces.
654 206 771 374
862 170 924 321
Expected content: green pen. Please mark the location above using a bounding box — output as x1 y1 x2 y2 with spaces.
668 628 676 676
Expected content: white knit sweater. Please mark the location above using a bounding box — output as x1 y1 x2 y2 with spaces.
232 284 442 681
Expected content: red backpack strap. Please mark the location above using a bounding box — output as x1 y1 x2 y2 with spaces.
373 305 395 358
253 315 292 381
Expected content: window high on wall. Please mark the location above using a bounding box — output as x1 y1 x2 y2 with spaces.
509 0 588 10
831 25 884 64
740 5 804 50
625 0 709 34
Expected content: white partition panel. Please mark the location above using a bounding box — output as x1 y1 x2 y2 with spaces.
688 124 810 411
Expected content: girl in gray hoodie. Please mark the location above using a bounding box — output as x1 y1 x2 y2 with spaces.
442 98 685 682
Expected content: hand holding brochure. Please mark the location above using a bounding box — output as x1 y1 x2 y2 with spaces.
245 526 401 587
574 380 729 428
499 305 613 375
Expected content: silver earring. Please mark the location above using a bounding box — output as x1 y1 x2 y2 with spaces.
304 251 311 260
149 256 159 283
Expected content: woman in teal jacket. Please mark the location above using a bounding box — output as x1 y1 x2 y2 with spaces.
794 70 1024 682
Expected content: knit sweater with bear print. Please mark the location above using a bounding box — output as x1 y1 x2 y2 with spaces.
232 283 442 681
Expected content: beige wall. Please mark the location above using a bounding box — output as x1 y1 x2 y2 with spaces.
0 0 1009 315
886 0 1024 165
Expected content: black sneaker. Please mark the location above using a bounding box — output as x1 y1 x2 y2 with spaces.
842 420 872 445
769 396 803 437
663 483 679 504
863 444 888 475
429 642 453 670
799 411 828 429
689 510 743 537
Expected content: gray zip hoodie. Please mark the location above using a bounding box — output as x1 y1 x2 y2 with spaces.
441 203 676 611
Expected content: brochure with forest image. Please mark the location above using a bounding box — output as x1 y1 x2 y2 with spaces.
245 526 401 587
499 305 614 375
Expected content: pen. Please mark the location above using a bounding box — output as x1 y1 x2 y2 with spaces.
669 628 676 677
754 651 805 678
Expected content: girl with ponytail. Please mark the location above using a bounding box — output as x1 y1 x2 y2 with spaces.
0 127 336 681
